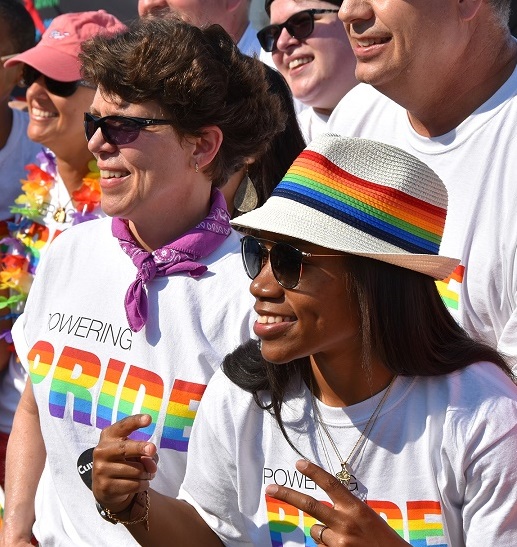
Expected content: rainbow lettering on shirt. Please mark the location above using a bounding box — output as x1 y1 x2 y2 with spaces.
436 264 464 311
27 340 207 451
265 496 446 546
160 379 206 451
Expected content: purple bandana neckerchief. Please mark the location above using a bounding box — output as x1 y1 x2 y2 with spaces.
112 188 231 332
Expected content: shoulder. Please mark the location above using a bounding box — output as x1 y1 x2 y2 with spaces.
328 84 400 135
420 363 517 443
197 367 259 425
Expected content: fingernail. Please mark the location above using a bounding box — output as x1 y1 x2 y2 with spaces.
265 484 278 495
144 444 153 455
296 459 309 471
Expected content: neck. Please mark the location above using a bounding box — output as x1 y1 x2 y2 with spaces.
128 202 211 252
389 36 517 137
55 155 94 195
0 105 13 150
310 353 395 407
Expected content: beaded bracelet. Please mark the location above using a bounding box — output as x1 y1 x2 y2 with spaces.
102 490 150 531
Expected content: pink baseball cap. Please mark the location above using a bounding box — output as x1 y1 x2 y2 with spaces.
5 10 126 82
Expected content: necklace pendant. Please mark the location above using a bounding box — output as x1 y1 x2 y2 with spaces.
335 463 351 486
54 207 66 223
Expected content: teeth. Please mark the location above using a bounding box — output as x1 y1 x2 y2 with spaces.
100 170 127 178
257 315 294 324
357 38 389 47
31 107 57 118
289 57 311 70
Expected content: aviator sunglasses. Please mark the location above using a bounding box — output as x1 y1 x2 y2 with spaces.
257 8 339 52
241 235 343 289
84 113 175 145
22 66 94 98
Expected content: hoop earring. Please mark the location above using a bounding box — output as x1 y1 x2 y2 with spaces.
234 164 258 213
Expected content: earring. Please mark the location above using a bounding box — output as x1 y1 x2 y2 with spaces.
234 164 258 213
195 162 199 173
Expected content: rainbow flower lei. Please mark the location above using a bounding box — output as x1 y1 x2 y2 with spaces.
0 149 101 346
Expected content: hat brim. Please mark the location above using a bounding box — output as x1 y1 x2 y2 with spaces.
5 46 82 82
231 197 460 280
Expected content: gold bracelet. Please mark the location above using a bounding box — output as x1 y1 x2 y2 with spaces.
104 490 150 531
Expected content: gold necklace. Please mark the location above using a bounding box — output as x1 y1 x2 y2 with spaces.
310 375 397 489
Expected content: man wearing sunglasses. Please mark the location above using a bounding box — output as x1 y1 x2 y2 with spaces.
328 0 517 373
258 0 357 142
138 0 262 56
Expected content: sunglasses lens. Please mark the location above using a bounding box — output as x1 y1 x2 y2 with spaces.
257 26 280 52
84 114 96 141
22 66 40 87
241 236 265 280
23 66 78 97
84 114 142 145
270 242 302 289
286 11 314 41
103 118 142 145
45 77 78 97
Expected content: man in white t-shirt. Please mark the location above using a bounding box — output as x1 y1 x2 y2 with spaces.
328 0 517 370
138 0 262 56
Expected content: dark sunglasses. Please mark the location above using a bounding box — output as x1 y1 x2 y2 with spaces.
241 235 342 289
22 66 94 97
257 8 339 52
84 113 175 145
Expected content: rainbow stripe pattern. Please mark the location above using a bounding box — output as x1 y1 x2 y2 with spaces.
273 149 447 255
27 340 207 452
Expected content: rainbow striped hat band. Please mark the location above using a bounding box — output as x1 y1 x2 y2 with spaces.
232 134 459 280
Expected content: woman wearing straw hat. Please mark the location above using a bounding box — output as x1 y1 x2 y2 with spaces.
90 135 517 546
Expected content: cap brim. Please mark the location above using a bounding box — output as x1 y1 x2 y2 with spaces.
231 197 460 280
5 46 82 82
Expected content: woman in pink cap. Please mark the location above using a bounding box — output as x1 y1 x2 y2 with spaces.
0 9 125 539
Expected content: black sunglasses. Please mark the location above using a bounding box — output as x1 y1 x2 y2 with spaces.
22 66 93 98
84 113 175 145
241 235 342 289
257 8 339 52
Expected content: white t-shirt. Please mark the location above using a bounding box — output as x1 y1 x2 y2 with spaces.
11 217 255 545
327 64 517 371
180 364 517 547
0 108 41 221
297 107 329 143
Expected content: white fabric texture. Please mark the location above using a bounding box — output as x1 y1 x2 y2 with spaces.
297 107 329 143
327 65 517 371
0 108 41 221
179 364 517 547
11 217 255 545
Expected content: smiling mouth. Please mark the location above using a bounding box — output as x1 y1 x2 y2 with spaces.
31 107 57 118
100 170 128 179
356 37 391 47
257 315 295 324
288 57 312 70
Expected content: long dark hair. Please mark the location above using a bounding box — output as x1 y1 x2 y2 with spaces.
223 254 513 450
246 65 306 209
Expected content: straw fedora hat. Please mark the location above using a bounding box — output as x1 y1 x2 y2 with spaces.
231 134 459 280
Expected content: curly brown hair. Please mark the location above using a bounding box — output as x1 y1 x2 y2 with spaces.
80 15 287 187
